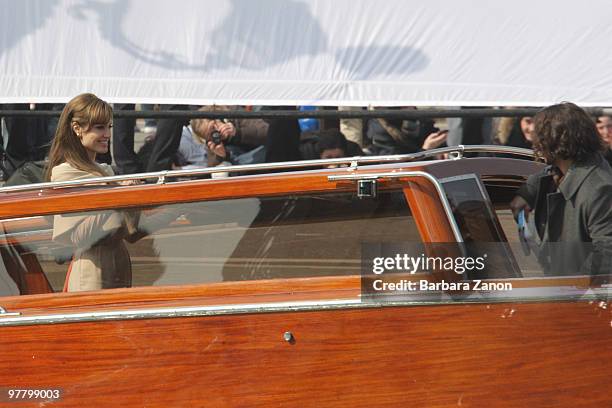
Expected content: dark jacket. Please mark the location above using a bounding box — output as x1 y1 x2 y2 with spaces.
517 154 612 277
366 117 437 155
604 148 612 167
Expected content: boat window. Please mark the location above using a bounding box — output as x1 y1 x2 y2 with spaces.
441 174 522 279
493 208 546 278
479 178 546 276
0 190 417 294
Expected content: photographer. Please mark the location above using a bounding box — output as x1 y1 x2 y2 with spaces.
173 106 268 170
143 105 268 172
180 114 235 168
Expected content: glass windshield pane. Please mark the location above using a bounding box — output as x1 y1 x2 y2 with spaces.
441 174 521 279
0 190 417 294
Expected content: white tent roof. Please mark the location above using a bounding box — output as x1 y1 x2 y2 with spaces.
1 0 611 106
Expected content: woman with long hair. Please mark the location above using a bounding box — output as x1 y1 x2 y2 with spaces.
47 93 139 292
496 116 535 149
45 93 114 181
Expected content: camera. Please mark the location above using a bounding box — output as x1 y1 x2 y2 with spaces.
211 131 222 145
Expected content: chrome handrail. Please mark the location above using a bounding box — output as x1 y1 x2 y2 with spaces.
0 145 534 194
328 171 464 243
0 306 20 317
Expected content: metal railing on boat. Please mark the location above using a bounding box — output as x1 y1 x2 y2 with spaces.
0 145 534 194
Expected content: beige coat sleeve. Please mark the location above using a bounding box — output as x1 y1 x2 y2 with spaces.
51 163 124 249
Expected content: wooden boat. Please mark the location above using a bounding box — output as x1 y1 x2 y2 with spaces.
0 145 609 407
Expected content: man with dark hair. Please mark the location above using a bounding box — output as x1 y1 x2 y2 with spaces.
314 128 348 159
299 128 363 162
511 102 612 277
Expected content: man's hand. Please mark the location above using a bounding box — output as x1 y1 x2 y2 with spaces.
510 195 531 221
206 140 227 160
215 121 236 141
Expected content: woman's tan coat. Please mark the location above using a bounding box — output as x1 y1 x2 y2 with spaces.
51 163 132 291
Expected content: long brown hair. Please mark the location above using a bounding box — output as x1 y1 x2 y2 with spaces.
532 102 604 164
45 93 113 181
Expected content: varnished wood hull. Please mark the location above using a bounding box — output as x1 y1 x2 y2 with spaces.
1 300 610 407
0 157 602 406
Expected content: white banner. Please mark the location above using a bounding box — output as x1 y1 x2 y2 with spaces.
1 0 612 106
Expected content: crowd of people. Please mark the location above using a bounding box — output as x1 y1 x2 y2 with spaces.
2 95 610 291
2 102 612 182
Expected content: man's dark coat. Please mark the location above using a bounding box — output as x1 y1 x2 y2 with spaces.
517 154 612 276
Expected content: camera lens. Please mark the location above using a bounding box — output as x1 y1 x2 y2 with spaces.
212 131 221 144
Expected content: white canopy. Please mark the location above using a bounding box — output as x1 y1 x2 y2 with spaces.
1 0 611 106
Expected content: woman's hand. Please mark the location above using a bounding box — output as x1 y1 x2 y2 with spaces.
421 130 448 150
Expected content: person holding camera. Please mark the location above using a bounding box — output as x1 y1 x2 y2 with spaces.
177 108 237 169
139 105 269 172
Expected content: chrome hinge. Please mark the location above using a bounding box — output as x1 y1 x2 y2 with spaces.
449 144 465 159
357 179 377 199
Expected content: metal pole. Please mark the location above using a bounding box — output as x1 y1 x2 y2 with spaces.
0 108 607 119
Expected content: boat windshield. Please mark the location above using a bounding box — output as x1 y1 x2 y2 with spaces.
0 189 418 294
